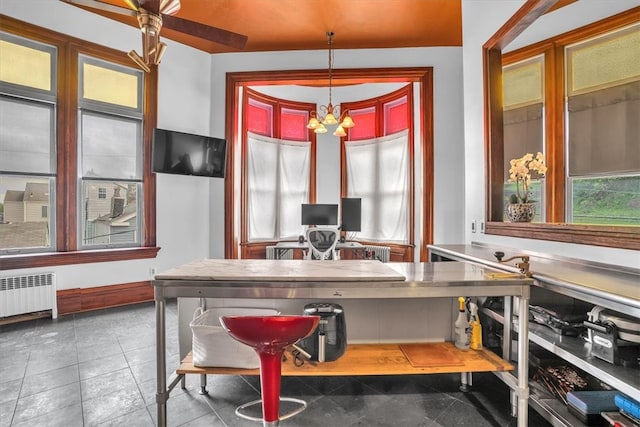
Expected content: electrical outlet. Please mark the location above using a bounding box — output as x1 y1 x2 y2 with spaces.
149 267 156 277
471 220 477 233
480 221 485 233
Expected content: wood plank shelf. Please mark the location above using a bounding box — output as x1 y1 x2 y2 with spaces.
177 342 514 377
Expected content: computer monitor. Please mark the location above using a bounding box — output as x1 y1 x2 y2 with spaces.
301 204 339 226
341 198 361 232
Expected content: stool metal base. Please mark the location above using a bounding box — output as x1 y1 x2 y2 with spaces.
235 397 308 426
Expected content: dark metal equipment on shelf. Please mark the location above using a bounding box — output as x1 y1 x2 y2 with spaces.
585 306 640 367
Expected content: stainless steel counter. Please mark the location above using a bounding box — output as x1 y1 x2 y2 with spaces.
152 259 533 427
428 243 639 317
428 243 640 426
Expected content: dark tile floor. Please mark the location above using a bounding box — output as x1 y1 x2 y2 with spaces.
0 301 552 426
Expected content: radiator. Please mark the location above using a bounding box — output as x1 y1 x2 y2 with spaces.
0 273 57 319
363 245 391 263
266 246 294 260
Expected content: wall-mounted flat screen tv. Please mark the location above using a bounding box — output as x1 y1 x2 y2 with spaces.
341 197 361 232
152 128 227 178
301 204 339 226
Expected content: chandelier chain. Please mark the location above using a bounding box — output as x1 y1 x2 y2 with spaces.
327 31 334 106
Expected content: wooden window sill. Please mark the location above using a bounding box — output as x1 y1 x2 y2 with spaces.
485 222 640 251
0 246 160 270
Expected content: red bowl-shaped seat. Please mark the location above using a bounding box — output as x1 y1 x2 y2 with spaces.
220 315 320 425
220 315 320 352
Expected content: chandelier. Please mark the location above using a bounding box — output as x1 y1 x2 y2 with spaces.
306 32 355 137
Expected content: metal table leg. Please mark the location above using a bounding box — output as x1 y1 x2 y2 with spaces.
517 292 530 427
155 289 167 427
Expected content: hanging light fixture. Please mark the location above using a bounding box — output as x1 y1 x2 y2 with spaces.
126 0 182 72
307 32 355 137
127 8 168 73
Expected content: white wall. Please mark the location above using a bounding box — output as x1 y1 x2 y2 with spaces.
461 0 639 269
1 1 213 286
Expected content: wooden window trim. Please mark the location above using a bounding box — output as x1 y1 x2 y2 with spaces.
483 3 640 251
0 15 158 270
225 68 433 260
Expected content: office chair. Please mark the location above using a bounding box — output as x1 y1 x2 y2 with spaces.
305 227 338 260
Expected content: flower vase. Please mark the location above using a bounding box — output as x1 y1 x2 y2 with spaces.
507 202 536 222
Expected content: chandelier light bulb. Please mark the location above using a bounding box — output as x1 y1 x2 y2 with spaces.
314 123 328 134
323 112 338 126
307 116 320 130
333 125 347 137
341 114 355 128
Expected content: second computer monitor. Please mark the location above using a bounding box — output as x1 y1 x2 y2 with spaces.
341 198 361 232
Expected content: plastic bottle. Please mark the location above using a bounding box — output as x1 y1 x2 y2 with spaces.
469 302 483 350
454 296 470 349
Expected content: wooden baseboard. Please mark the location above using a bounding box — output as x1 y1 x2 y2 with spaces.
57 281 154 316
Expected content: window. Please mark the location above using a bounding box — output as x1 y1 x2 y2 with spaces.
564 25 640 225
502 55 546 222
242 89 315 245
0 16 158 267
78 56 143 248
485 6 640 250
342 85 413 243
0 32 56 254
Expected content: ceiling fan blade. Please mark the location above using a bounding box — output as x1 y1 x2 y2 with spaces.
159 0 181 16
61 0 137 17
162 15 248 50
123 0 140 11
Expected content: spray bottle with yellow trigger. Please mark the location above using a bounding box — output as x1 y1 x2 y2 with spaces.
454 297 470 349
469 301 483 350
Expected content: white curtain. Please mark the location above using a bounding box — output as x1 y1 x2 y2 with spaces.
345 130 409 243
247 132 310 240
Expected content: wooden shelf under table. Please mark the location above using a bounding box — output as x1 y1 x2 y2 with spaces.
177 342 513 377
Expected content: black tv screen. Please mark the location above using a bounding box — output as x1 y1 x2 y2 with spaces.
301 204 339 226
152 128 226 178
341 197 361 232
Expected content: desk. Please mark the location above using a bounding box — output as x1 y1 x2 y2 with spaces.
152 260 531 427
270 240 387 260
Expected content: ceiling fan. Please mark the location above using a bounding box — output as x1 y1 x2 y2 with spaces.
61 0 248 72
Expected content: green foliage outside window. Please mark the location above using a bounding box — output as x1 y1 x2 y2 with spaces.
571 176 640 225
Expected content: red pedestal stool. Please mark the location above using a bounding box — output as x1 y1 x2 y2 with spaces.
220 315 320 427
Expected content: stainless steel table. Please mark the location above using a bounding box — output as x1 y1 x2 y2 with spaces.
152 259 532 427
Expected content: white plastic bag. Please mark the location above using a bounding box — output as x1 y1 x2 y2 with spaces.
190 307 279 368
